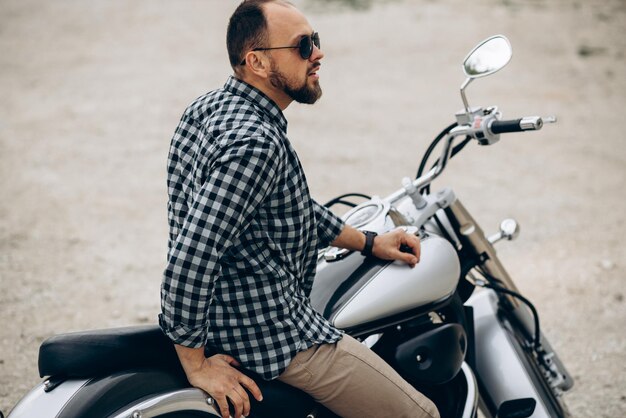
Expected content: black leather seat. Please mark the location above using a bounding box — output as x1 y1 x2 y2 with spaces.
38 325 182 378
38 325 335 418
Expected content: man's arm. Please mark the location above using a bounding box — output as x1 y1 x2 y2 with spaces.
331 224 421 267
311 200 421 267
162 135 280 418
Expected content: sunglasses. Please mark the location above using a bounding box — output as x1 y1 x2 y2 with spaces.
240 32 320 65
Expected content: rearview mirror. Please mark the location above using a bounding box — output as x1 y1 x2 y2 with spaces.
458 35 513 121
463 35 512 78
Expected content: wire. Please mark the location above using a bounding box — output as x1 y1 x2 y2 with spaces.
473 269 542 350
420 135 472 195
324 193 371 208
326 199 357 208
416 122 458 179
434 213 453 243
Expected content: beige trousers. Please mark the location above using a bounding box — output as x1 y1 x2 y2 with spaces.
278 335 440 418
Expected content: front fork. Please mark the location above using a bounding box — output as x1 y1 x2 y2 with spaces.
445 199 522 305
445 199 574 395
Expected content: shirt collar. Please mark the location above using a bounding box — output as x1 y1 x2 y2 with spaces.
224 76 288 133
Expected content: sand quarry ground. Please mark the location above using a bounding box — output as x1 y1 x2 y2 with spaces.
1 0 625 416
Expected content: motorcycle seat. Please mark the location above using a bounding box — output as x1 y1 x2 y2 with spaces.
38 325 334 418
38 325 182 378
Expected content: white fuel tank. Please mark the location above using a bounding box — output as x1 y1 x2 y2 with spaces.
332 236 460 329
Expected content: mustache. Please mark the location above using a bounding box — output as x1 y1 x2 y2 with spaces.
308 62 321 73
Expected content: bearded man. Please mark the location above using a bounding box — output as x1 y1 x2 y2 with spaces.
159 1 439 418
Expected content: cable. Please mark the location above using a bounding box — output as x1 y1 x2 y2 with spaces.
325 199 357 209
416 122 458 179
434 213 453 243
324 193 371 208
420 135 472 195
473 269 542 350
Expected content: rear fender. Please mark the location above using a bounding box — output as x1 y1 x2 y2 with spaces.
9 367 323 418
7 369 214 418
8 379 89 418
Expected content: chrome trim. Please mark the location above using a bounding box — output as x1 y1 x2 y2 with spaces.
520 116 543 130
342 200 387 229
487 218 520 245
402 176 427 209
42 380 52 391
323 246 351 261
108 388 221 418
387 188 457 232
385 126 470 205
361 333 383 349
460 77 474 118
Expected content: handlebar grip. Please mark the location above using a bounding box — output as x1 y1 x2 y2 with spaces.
489 117 543 134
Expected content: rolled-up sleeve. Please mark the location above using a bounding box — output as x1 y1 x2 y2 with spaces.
160 135 280 347
312 200 345 248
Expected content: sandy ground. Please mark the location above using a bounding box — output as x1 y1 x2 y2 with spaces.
1 0 625 416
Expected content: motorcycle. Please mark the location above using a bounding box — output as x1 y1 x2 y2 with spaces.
6 35 573 418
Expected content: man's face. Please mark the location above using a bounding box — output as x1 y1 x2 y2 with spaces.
262 2 324 105
268 54 322 104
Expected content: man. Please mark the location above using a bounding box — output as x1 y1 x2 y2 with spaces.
159 1 440 418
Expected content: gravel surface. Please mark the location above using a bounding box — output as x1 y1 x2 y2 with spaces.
1 0 625 416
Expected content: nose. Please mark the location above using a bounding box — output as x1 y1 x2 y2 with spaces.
310 43 324 62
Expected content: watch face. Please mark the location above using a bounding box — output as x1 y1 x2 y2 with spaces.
344 203 383 228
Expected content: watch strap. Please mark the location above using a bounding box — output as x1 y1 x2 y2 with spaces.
361 231 378 257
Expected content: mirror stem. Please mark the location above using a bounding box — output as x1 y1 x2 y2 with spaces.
460 77 473 117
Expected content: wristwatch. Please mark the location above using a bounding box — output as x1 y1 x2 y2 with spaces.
360 231 378 257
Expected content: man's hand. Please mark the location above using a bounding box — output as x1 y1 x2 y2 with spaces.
372 227 421 267
175 345 263 418
331 225 421 267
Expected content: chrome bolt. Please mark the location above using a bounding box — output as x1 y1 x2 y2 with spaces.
132 411 142 418
500 218 520 240
416 354 423 363
206 397 214 406
43 380 52 390
488 218 520 244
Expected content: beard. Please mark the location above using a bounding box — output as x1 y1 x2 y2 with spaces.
269 61 322 104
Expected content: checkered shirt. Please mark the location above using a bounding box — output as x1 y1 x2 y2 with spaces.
159 76 345 380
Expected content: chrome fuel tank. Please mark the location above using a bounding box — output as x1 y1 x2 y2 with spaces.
311 235 460 331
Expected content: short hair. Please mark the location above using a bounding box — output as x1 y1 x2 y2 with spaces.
227 0 277 70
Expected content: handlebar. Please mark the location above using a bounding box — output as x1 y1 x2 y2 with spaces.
489 116 543 134
385 113 554 204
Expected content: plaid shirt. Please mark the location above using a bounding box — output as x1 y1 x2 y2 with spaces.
159 76 344 380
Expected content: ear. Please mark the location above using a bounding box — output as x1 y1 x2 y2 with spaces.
242 51 270 79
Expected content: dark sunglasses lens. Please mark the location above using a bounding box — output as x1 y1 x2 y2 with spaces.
312 33 320 50
298 33 320 60
299 36 313 59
